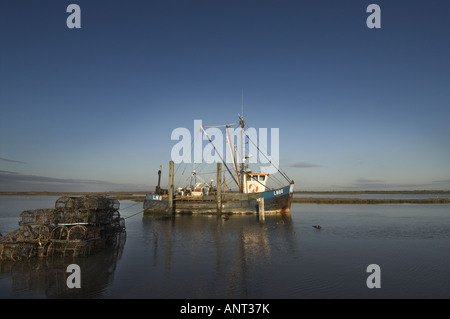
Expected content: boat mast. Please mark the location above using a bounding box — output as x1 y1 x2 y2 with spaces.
226 125 241 191
240 89 245 193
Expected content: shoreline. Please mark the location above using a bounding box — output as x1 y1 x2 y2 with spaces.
1 190 450 204
0 191 149 196
294 190 450 194
291 197 450 204
2 190 450 195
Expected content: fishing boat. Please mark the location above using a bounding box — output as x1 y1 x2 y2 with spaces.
143 114 294 216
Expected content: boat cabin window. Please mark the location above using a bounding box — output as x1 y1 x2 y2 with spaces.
259 176 265 182
252 175 258 181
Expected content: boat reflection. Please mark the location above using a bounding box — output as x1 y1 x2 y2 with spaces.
141 212 295 297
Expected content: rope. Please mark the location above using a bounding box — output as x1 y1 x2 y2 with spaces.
122 209 145 220
174 135 195 188
202 122 240 128
242 124 292 184
120 202 141 210
201 125 241 189
118 202 145 220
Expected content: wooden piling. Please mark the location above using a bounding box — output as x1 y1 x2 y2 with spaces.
259 197 265 223
217 162 222 215
168 161 174 214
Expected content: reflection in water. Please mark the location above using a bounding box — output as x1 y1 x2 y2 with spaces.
140 213 295 298
0 232 126 298
3 197 450 298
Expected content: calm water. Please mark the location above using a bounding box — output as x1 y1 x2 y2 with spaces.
1 195 450 299
294 193 450 199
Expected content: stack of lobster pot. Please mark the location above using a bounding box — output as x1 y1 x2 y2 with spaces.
0 195 125 261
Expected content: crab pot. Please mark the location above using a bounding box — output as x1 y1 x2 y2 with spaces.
19 209 57 226
0 242 38 261
55 196 114 211
0 194 125 260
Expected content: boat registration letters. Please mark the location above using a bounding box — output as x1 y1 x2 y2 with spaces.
152 195 162 201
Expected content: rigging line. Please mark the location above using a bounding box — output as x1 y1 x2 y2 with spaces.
244 166 276 192
242 128 291 183
246 175 274 192
189 171 217 175
175 163 188 189
245 129 290 183
194 161 209 175
179 170 196 189
242 120 292 182
268 173 285 189
202 122 240 128
200 125 241 189
222 178 233 192
222 175 232 193
174 133 195 188
248 162 284 187
173 165 182 188
247 163 284 188
222 170 237 191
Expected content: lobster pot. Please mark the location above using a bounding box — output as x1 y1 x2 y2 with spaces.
55 196 82 210
46 230 105 257
56 210 88 225
112 211 121 222
55 195 112 211
118 218 125 230
19 209 57 226
19 209 121 228
96 211 121 226
47 225 101 242
0 225 51 244
113 211 125 230
46 240 90 257
55 209 111 225
108 199 120 210
18 225 54 243
66 225 101 241
0 242 38 261
1 194 125 260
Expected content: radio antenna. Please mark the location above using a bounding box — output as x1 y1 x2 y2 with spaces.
241 89 244 119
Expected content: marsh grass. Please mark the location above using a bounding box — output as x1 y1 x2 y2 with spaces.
2 191 450 204
291 197 450 204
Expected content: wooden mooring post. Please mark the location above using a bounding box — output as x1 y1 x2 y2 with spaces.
258 197 265 223
168 160 174 214
217 162 222 215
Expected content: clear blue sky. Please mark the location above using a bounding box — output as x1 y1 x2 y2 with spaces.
1 0 449 191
